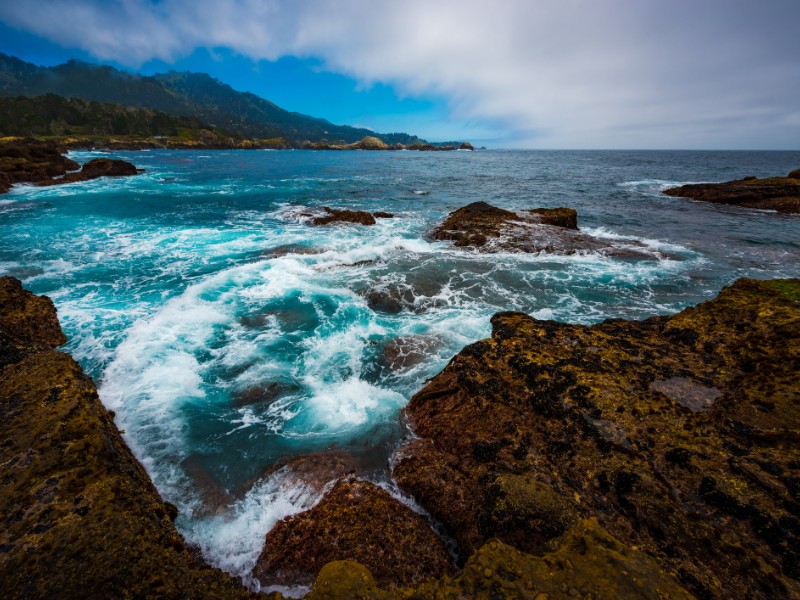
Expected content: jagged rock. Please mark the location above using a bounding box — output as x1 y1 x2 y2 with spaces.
663 171 800 213
392 278 800 599
0 278 257 599
311 207 376 226
253 478 453 588
431 201 658 258
458 141 474 150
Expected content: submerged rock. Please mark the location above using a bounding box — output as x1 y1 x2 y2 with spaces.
392 277 800 599
0 277 256 599
253 478 454 589
663 170 800 213
432 201 659 258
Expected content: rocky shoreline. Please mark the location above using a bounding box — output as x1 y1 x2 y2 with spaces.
663 169 800 214
3 273 798 599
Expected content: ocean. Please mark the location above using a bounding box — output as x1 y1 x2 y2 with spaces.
2 148 799 587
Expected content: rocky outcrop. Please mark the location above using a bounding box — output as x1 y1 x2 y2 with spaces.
311 207 377 226
0 139 140 193
432 201 659 258
0 277 257 599
663 170 800 213
36 157 139 187
299 519 693 600
253 479 454 589
392 278 800 599
458 141 475 150
0 139 80 192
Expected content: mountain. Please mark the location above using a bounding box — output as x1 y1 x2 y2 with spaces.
0 53 424 145
0 94 225 139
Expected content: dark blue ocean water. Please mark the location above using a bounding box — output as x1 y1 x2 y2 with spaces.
2 148 799 584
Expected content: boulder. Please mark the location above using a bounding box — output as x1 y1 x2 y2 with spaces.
663 172 800 213
312 207 376 226
432 201 657 258
458 142 475 150
526 207 578 229
353 136 389 150
393 278 800 599
253 478 454 588
37 157 140 187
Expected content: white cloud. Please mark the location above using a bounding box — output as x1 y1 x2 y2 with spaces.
1 0 798 148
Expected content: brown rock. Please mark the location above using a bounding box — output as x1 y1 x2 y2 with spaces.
431 201 657 258
459 142 475 150
37 157 140 187
526 207 578 229
253 478 454 588
0 276 66 348
663 172 800 213
0 278 256 599
312 207 376 226
0 138 79 190
393 278 800 599
373 211 394 218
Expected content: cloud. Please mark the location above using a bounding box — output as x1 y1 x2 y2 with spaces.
1 0 799 148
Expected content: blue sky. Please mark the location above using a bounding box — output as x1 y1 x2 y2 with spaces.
1 1 799 149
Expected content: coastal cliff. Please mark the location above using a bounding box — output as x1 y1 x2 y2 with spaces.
2 276 798 599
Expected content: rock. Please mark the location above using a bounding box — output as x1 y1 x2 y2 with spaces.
353 136 389 150
663 172 800 213
381 335 441 371
36 157 140 187
0 276 66 348
253 478 454 588
312 207 376 226
458 142 475 150
373 211 394 218
79 157 139 177
431 201 656 258
0 278 256 599
0 138 79 191
393 278 800 599
300 519 692 599
526 207 578 229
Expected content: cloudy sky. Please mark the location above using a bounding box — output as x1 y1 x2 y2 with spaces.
1 0 798 148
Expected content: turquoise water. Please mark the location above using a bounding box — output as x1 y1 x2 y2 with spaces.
2 149 800 585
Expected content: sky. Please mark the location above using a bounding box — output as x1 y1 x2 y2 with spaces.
0 0 798 149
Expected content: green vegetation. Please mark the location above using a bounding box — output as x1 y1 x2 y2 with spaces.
0 53 425 145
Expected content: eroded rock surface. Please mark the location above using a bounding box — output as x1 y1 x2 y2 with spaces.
431 201 661 258
0 277 256 599
393 278 800 599
253 478 454 588
663 170 800 213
